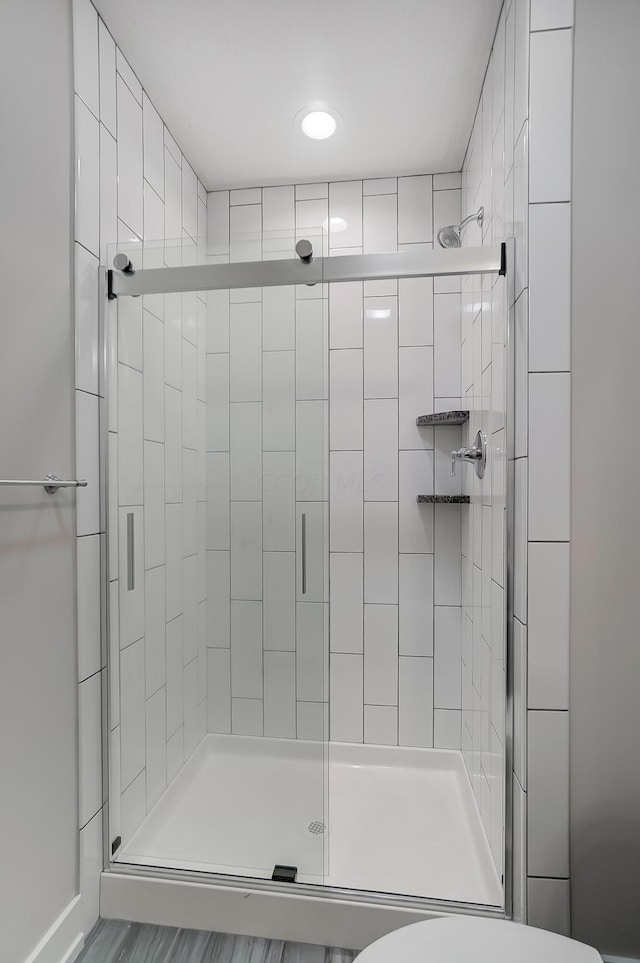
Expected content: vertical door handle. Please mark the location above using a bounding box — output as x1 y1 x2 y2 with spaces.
127 512 135 591
301 512 307 596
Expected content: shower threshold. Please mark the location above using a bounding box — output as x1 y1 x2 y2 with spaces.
116 735 501 907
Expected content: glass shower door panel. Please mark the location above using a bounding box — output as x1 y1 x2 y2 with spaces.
106 248 213 874
204 282 329 881
107 268 329 885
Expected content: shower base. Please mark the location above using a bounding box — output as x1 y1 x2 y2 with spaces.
116 734 501 907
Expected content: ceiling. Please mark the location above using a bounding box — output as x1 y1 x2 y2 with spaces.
94 0 502 191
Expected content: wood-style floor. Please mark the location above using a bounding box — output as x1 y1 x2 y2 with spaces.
76 919 358 963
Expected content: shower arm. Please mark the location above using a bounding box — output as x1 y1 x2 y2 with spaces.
458 208 484 233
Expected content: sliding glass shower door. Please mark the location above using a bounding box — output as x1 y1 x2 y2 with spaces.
106 233 506 904
107 254 329 883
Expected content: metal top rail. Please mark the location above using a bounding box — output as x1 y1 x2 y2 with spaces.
108 243 506 299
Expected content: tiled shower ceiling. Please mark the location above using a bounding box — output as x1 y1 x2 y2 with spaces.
91 0 502 190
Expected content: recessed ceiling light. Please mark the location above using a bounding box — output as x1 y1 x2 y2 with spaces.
300 109 337 140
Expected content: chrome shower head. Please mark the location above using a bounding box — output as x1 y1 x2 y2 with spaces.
437 207 484 248
437 225 462 248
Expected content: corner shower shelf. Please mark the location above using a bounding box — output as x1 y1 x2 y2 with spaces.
416 410 469 427
416 494 470 504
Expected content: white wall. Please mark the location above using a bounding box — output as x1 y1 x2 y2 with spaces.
570 0 640 955
205 176 470 750
0 2 80 961
73 0 209 854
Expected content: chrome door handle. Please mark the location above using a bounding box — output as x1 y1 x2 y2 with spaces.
126 512 135 591
301 512 307 596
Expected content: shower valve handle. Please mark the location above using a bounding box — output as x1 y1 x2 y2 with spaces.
450 430 487 480
451 446 480 474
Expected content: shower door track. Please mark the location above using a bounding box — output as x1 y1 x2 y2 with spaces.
105 858 507 915
107 243 506 299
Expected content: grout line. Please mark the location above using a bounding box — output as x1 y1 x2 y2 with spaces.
74 88 100 124
529 25 573 35
74 238 100 262
526 707 569 713
79 804 104 834
527 539 570 545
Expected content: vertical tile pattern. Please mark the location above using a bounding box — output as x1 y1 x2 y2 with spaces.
461 0 575 919
203 175 465 753
73 1 114 921
527 877 571 936
527 710 570 878
76 95 100 257
206 198 332 737
459 0 514 894
529 29 573 203
78 671 103 829
84 6 209 866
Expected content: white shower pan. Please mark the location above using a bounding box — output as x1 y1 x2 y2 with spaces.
115 734 501 907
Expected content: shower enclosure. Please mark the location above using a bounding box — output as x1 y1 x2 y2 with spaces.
104 222 509 922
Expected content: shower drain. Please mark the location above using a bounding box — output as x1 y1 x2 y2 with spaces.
307 819 326 836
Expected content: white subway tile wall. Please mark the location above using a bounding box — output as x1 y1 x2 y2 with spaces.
206 174 467 751
462 0 574 930
73 0 208 863
73 10 108 934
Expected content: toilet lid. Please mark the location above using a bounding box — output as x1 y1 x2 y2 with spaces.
356 916 602 963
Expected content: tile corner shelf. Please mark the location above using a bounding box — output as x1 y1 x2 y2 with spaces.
416 410 469 427
416 494 471 504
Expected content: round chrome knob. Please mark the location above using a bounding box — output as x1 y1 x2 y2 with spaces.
295 239 313 263
113 252 134 274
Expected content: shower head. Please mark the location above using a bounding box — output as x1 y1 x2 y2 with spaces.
437 207 484 249
437 225 462 248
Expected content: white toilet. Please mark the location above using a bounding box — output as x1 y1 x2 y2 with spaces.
356 915 602 961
